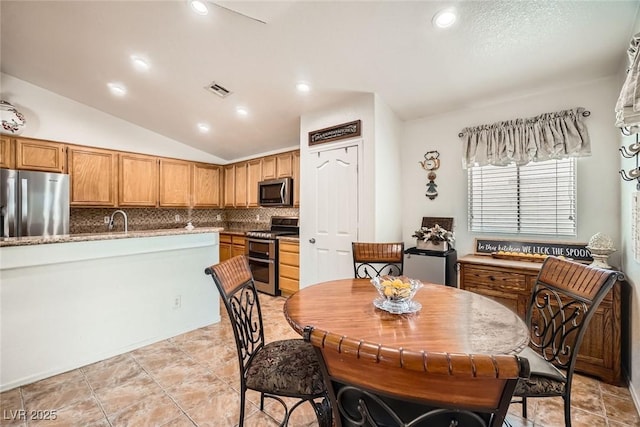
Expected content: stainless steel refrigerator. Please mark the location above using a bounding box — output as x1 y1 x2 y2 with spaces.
1 169 69 237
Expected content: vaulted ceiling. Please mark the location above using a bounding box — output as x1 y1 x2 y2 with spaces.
1 1 638 161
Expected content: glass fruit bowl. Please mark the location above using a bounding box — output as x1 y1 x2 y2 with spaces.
371 275 423 314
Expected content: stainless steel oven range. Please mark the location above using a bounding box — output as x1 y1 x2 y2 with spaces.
245 216 299 296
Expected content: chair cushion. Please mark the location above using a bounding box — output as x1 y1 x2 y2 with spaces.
245 339 326 396
513 347 566 397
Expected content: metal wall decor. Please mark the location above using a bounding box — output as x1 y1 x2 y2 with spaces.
308 120 361 146
419 150 440 200
619 129 640 190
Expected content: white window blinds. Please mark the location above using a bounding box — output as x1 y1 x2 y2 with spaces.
468 158 576 236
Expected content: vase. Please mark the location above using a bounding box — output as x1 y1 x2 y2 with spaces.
416 240 448 251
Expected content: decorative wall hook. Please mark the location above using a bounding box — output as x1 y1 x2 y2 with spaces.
419 151 440 200
619 132 640 190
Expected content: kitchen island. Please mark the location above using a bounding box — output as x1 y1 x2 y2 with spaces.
0 228 222 391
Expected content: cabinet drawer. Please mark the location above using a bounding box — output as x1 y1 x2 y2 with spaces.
279 276 299 294
220 234 233 244
279 251 299 267
232 236 245 245
462 266 526 292
279 241 299 254
280 264 299 280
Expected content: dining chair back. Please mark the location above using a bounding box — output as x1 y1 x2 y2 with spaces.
205 255 331 427
513 256 623 427
352 242 405 278
304 326 529 427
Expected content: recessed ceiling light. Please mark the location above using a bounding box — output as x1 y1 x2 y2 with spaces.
236 107 248 116
130 55 150 72
107 82 127 97
197 123 210 133
296 82 311 93
189 0 209 15
432 8 457 29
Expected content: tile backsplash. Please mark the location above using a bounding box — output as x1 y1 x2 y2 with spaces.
70 207 300 234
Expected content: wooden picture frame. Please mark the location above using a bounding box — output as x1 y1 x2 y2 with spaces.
308 120 361 146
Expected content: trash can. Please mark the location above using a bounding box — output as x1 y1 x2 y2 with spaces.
403 247 457 287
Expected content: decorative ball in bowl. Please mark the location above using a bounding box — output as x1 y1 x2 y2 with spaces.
371 275 423 314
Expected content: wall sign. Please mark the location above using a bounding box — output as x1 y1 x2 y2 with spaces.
309 120 361 146
475 238 593 262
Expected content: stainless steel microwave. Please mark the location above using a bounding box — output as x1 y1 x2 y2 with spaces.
258 177 293 207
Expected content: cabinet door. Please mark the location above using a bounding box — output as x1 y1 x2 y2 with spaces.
235 162 248 207
15 138 65 173
67 146 118 207
219 243 232 262
159 158 192 207
224 165 235 207
119 153 158 207
276 152 293 177
231 236 245 257
192 163 222 208
0 136 14 169
292 150 300 207
247 159 262 207
262 156 277 180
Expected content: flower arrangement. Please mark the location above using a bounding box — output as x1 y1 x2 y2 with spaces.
412 224 455 244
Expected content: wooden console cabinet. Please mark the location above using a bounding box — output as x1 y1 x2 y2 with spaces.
458 254 625 385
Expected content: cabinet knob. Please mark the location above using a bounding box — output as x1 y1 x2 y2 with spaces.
489 276 496 281
309 238 316 244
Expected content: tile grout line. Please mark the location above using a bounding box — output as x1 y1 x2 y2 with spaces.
79 368 113 427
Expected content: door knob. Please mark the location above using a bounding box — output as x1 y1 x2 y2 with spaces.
309 238 316 244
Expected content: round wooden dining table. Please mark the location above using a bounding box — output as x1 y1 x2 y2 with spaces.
284 278 529 355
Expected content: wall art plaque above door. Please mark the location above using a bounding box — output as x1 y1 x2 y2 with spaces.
308 120 361 146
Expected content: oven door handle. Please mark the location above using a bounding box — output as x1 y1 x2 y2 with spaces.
248 256 275 264
247 238 275 245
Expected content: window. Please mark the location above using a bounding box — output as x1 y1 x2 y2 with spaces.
468 158 576 236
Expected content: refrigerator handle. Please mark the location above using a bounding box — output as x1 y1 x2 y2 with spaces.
2 176 16 238
21 178 28 236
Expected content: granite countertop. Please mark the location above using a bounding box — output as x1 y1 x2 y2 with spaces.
0 227 224 248
219 229 250 236
277 235 300 242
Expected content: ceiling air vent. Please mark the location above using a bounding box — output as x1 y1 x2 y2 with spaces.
206 81 232 98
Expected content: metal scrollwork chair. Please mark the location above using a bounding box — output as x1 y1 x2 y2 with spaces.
304 326 530 427
512 256 623 427
205 255 331 427
352 242 405 278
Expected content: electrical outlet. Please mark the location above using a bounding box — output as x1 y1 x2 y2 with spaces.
256 214 260 221
173 295 181 309
216 214 222 221
175 214 181 223
104 216 110 224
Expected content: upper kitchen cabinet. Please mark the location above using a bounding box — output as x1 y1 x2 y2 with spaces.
67 145 118 207
223 165 235 207
234 161 248 207
262 156 277 180
276 152 293 178
0 136 14 169
15 137 65 173
292 150 300 207
192 163 222 208
119 153 158 207
159 158 192 207
247 159 262 207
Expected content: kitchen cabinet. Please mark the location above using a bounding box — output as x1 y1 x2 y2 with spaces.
159 158 192 207
0 136 14 169
119 152 158 207
15 137 65 173
261 156 277 180
292 150 300 207
276 152 293 178
67 145 118 207
192 163 222 208
458 254 625 385
223 165 235 207
247 159 262 207
220 233 245 262
234 162 248 207
278 240 299 296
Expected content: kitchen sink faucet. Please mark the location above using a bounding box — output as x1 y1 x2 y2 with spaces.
109 210 128 233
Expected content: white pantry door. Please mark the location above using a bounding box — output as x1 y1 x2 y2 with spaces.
308 145 359 283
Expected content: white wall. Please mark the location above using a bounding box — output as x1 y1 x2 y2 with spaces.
1 73 225 164
402 77 622 259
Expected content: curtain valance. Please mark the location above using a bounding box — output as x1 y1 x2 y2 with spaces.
615 32 640 133
459 107 591 169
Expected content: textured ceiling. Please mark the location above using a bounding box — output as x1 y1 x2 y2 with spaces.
1 1 639 161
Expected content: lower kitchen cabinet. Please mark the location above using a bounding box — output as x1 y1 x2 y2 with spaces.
219 233 245 263
279 240 299 296
458 254 626 385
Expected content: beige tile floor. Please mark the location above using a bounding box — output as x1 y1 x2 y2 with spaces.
1 294 638 427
